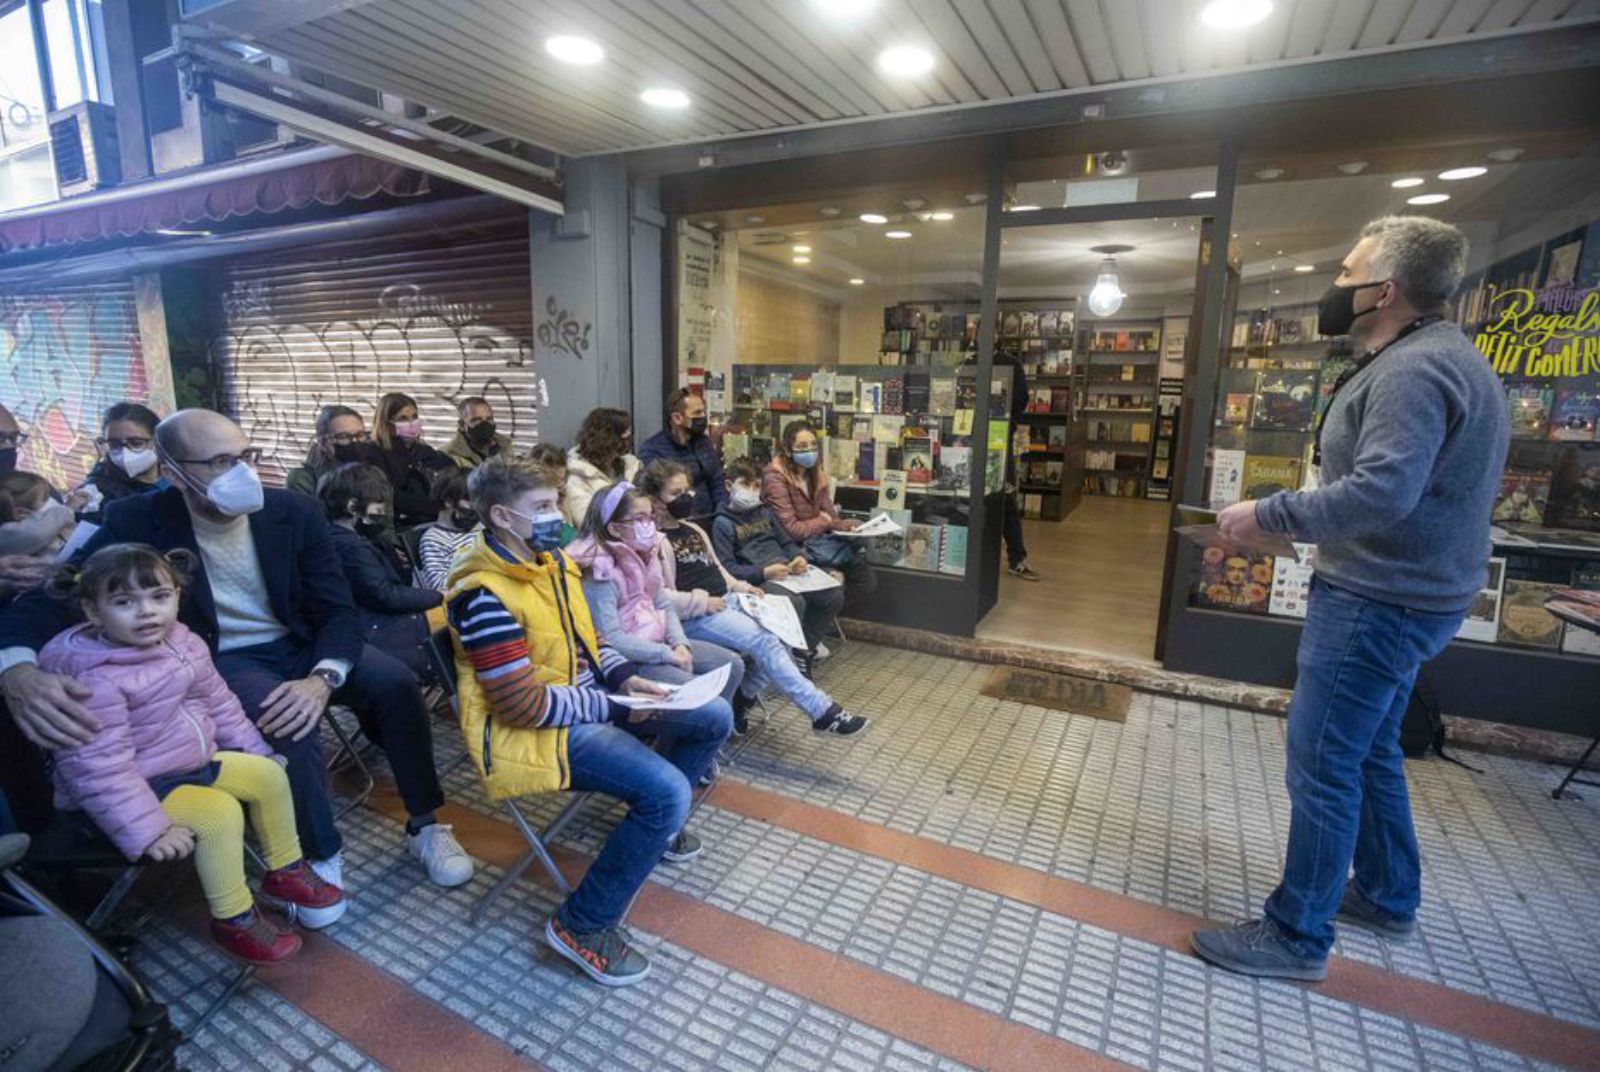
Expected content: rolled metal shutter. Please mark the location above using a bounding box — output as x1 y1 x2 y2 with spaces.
209 219 542 486
0 278 145 491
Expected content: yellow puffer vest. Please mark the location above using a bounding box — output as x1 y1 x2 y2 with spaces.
445 533 605 801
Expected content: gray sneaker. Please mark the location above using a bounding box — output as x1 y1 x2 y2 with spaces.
544 916 651 987
1190 918 1327 981
662 831 702 863
1336 883 1417 940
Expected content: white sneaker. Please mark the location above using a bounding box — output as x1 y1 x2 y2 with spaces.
813 642 832 662
408 823 474 888
309 851 344 890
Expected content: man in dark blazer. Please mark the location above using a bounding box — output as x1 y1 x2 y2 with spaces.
0 410 472 892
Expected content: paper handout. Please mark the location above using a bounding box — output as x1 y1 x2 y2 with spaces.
773 568 844 594
735 592 808 650
610 663 732 712
835 513 905 539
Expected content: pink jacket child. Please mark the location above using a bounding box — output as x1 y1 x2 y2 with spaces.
41 621 273 861
565 533 673 646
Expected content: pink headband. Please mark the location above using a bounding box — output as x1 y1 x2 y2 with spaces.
599 482 635 526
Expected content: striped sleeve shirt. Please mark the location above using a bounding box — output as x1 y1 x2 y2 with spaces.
448 587 631 729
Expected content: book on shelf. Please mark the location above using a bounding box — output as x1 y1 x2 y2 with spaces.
1506 384 1553 439
827 438 858 483
865 511 909 566
1492 470 1551 526
809 372 835 406
952 409 975 435
1020 311 1039 338
1497 580 1563 649
1001 311 1021 336
1548 389 1598 442
1047 424 1068 449
1026 387 1052 413
1222 392 1253 425
1251 371 1318 432
901 523 942 571
939 525 968 575
859 382 883 414
937 445 971 491
903 437 934 484
870 415 905 442
1194 547 1274 614
856 440 876 482
1039 311 1060 337
1050 386 1072 414
833 375 858 412
930 376 957 416
877 470 908 510
1242 455 1303 500
882 376 905 415
1456 557 1506 643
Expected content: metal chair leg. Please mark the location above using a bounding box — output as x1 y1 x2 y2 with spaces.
324 708 375 819
1552 729 1600 800
470 796 586 923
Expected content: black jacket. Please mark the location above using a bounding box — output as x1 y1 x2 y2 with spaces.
373 441 455 529
79 460 165 526
0 487 363 668
327 524 440 676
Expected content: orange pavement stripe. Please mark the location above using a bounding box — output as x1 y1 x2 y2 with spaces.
707 779 1600 1072
168 896 539 1072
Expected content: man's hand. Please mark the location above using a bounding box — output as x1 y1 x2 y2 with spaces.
669 644 693 672
763 562 791 580
1217 501 1265 545
705 596 727 614
145 825 195 862
3 664 97 749
257 676 332 741
0 554 53 593
789 556 810 574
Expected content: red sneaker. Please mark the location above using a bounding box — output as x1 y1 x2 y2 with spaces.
261 860 347 930
210 908 302 965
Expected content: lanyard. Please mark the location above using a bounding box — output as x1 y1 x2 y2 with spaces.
1312 315 1442 466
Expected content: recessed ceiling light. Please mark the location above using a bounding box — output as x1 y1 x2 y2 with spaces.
814 0 875 20
859 212 887 224
793 256 811 264
819 207 841 217
745 215 765 223
930 210 954 221
1008 204 1040 212
1199 0 1273 29
1438 166 1487 180
1293 264 1314 273
1336 161 1369 175
1407 193 1450 205
849 277 866 285
1486 147 1523 162
640 87 690 109
1391 177 1425 188
545 35 604 65
1254 168 1285 180
793 245 811 253
877 45 935 78
901 197 926 210
1190 190 1216 199
885 229 912 239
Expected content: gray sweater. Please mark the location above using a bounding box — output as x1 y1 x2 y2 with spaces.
1256 320 1509 614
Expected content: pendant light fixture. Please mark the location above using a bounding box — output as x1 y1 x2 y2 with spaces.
1086 244 1133 317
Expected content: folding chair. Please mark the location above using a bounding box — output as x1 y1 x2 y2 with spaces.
323 706 376 820
470 793 590 923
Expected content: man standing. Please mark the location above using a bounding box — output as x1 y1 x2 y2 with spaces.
1191 216 1507 981
638 390 727 520
443 396 513 468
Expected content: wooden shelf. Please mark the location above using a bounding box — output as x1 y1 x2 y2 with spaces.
1087 466 1149 474
1082 408 1154 415
1020 411 1074 420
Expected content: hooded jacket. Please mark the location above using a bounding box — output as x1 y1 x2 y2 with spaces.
41 622 271 859
563 448 641 528
565 532 685 663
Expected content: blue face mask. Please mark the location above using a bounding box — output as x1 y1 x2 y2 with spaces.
792 450 819 469
508 507 566 552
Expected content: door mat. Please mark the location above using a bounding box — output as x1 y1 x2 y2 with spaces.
980 666 1132 722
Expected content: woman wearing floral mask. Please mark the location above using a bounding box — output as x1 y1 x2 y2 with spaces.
372 392 454 529
79 402 166 524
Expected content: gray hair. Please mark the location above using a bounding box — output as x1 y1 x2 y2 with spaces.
1358 215 1469 311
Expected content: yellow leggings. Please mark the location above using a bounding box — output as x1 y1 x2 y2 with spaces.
162 751 302 919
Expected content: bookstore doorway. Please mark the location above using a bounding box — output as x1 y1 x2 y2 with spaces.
976 215 1204 663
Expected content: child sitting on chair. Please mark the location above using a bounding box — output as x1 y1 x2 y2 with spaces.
41 544 344 965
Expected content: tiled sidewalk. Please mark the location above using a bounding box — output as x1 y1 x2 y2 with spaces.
144 640 1600 1072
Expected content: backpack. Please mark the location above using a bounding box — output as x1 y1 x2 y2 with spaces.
1399 668 1481 771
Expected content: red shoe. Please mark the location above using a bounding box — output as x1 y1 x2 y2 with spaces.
210 907 302 965
261 860 347 930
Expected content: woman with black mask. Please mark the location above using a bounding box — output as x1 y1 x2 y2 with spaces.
287 405 379 498
372 392 455 528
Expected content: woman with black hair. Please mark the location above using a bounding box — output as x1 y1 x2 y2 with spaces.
371 393 454 528
80 402 166 523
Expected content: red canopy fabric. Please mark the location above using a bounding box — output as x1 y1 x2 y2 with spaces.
0 152 431 254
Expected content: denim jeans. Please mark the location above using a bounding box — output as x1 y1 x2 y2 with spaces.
557 697 732 933
762 582 842 649
685 607 832 721
636 638 745 703
1264 577 1464 958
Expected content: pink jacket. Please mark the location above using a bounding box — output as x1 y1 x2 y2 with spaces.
565 535 669 645
41 623 271 860
762 461 843 542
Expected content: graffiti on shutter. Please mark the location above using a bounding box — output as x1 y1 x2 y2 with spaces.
208 225 544 486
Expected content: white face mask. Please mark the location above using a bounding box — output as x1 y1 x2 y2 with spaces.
730 487 763 512
111 447 159 478
201 461 264 517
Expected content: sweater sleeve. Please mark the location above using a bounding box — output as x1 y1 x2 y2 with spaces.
448 587 615 727
580 577 675 665
762 469 832 541
1256 366 1451 543
49 676 171 860
712 516 766 585
658 593 688 648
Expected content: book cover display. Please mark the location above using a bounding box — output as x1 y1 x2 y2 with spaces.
1497 580 1563 649
901 524 942 571
1548 389 1598 441
1268 545 1316 619
1209 449 1246 507
1251 372 1318 432
1242 455 1303 500
1493 471 1551 525
1195 547 1274 614
1506 385 1553 439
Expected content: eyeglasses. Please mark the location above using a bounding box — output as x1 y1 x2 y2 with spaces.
98 436 152 452
169 448 263 471
0 432 29 449
326 431 371 446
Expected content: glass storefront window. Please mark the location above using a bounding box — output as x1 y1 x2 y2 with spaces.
0 140 54 210
0 2 48 149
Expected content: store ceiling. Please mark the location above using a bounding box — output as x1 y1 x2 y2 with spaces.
190 0 1600 157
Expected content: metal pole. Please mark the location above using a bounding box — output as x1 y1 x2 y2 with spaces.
968 138 1005 629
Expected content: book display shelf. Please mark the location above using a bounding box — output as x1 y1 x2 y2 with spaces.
1077 319 1162 499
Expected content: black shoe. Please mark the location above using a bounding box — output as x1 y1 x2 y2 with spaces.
1336 883 1417 940
1008 561 1042 582
662 831 702 863
731 690 755 736
813 704 869 737
545 916 651 987
1190 918 1327 981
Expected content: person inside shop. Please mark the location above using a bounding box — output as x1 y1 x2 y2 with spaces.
442 396 513 469
286 405 374 499
642 459 870 738
444 454 728 987
637 390 726 521
0 409 475 897
78 403 167 525
565 407 640 528
713 457 843 663
1191 216 1508 982
417 466 479 592
964 346 1041 582
318 463 444 684
763 420 876 608
372 392 456 529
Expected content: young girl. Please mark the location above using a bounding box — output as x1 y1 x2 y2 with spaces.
642 460 869 738
566 482 744 703
41 545 345 965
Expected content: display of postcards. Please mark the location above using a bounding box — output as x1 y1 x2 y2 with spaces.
1546 458 1600 531
1548 389 1599 442
749 437 774 466
858 382 883 414
1195 547 1274 614
937 445 971 491
856 441 876 481
1456 557 1506 643
929 376 957 416
882 376 905 415
871 415 905 442
1210 448 1246 506
1242 455 1303 500
1506 385 1554 439
833 375 858 412
1269 544 1316 619
1497 580 1563 649
809 371 835 406
903 437 934 484
827 438 858 483
900 523 942 572
1251 372 1318 432
1492 470 1551 525
865 511 910 566
906 371 931 414
1222 392 1253 425
721 433 750 465
1019 311 1039 338
877 470 908 510
1001 311 1021 337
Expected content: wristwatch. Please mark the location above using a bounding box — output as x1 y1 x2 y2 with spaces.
310 667 345 691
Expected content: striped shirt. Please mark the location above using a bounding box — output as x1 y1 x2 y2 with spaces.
419 524 479 591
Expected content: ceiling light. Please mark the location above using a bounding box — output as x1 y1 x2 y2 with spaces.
849 278 866 286
545 35 604 65
819 207 841 217
1336 161 1369 175
745 215 765 223
859 212 887 224
1087 257 1126 317
1438 166 1487 180
885 229 912 239
1254 168 1285 180
793 256 811 264
1391 177 1425 188
814 0 876 20
1008 204 1040 212
1199 0 1273 29
1407 193 1450 205
1486 147 1523 162
902 197 926 210
930 210 954 221
640 87 690 109
793 245 811 253
877 45 935 78
1293 264 1314 273
1190 190 1216 199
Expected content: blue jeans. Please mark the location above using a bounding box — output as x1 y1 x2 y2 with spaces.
557 697 732 933
1264 577 1464 958
685 607 832 721
637 638 745 703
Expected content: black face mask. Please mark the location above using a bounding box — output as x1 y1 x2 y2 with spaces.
356 517 386 539
1317 280 1388 337
666 495 695 520
465 421 498 450
333 441 380 466
452 507 480 529
687 417 708 436
0 448 15 477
